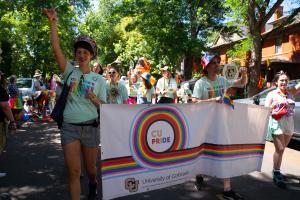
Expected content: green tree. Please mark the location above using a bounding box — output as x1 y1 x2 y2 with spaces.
118 0 227 79
80 0 122 66
0 0 90 77
82 0 227 78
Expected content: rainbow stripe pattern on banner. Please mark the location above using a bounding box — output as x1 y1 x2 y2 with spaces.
102 143 265 180
129 106 190 169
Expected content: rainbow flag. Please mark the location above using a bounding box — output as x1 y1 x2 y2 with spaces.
223 94 234 109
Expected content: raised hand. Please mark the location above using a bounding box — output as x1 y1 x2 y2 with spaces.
43 8 57 22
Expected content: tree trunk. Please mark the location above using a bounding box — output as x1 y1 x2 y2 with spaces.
248 36 262 97
183 2 198 81
184 54 193 80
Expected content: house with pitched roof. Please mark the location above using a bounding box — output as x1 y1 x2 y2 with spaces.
211 6 300 84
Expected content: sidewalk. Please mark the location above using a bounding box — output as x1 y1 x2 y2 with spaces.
0 121 300 200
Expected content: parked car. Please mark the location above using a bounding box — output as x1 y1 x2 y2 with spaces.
235 79 300 141
16 78 35 101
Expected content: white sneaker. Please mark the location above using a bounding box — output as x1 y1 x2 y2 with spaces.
0 172 6 178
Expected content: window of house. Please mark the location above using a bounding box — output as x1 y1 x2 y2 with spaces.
275 37 282 54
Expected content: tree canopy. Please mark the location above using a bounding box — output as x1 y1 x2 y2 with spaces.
0 0 90 77
1 0 299 96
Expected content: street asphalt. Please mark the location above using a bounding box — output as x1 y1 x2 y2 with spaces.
0 120 299 200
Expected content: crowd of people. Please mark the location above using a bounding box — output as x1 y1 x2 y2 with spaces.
1 7 300 200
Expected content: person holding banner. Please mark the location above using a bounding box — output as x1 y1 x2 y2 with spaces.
192 52 248 200
44 8 107 200
265 71 300 188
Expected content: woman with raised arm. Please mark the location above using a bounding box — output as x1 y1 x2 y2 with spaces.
44 8 106 200
265 71 300 188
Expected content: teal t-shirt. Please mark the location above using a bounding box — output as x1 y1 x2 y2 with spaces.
192 76 235 100
106 81 128 104
63 62 107 123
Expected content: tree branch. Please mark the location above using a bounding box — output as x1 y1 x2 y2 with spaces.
197 0 205 8
253 0 264 20
261 0 284 27
248 0 258 35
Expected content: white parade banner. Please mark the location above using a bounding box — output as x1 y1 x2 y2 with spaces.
100 103 270 200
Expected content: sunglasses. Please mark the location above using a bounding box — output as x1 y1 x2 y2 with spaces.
109 71 116 75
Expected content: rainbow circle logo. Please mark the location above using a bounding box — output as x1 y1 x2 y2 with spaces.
129 105 189 169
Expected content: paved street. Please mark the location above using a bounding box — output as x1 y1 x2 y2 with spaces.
0 121 300 200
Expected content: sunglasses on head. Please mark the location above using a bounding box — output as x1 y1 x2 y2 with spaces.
109 71 116 75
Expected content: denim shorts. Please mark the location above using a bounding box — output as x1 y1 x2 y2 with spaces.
60 120 100 147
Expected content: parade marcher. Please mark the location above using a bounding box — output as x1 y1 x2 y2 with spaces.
136 57 156 86
137 72 156 104
177 82 192 104
126 73 139 104
175 70 184 89
156 66 177 103
32 70 48 119
44 8 107 200
92 63 104 75
7 75 23 127
0 71 16 178
137 57 151 73
119 76 127 86
106 65 128 104
48 74 59 115
265 71 300 188
192 52 248 200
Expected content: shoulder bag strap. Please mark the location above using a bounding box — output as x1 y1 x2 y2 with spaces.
64 70 74 86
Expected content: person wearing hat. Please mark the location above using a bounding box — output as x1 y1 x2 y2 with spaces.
44 8 107 199
137 72 156 104
192 52 248 200
32 70 48 119
33 70 45 92
156 66 177 103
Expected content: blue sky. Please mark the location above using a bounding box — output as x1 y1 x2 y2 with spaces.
91 0 99 10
